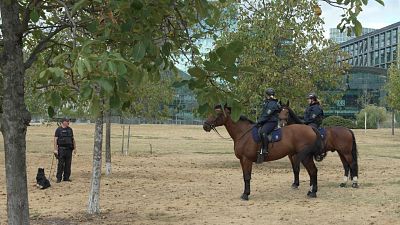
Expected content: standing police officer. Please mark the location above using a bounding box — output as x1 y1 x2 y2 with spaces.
304 93 324 128
53 118 76 183
256 88 281 163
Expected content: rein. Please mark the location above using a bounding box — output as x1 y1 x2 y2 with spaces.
204 121 231 140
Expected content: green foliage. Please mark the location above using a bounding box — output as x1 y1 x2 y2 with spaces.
356 105 388 129
386 62 400 111
203 0 349 119
322 116 355 129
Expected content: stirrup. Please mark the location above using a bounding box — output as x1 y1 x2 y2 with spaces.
256 151 264 164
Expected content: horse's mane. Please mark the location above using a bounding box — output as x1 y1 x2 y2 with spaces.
283 105 304 124
239 115 255 124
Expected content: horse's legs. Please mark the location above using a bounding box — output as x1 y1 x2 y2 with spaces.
302 156 318 198
288 155 300 189
240 157 253 200
338 152 350 187
339 150 359 188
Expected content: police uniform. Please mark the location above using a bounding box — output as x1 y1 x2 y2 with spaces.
55 125 75 182
257 98 280 136
256 89 281 163
304 101 324 128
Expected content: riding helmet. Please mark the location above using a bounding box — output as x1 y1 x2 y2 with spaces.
265 88 275 96
307 92 318 100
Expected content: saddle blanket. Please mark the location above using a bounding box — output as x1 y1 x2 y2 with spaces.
251 127 282 144
318 127 326 140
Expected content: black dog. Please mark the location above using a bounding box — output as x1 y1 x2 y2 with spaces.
36 168 51 189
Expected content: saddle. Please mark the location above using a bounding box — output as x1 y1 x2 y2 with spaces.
251 127 282 144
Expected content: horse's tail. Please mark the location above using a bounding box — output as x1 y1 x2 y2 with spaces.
349 129 358 175
311 126 326 162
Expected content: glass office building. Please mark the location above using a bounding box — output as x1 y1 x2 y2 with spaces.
329 27 376 43
326 22 400 117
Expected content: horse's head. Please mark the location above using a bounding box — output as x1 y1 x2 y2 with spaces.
279 101 290 127
203 105 231 132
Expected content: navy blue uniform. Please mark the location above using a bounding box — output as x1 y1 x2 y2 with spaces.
257 99 280 137
304 102 324 128
55 127 75 181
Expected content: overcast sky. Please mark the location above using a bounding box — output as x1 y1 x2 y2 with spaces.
319 0 400 38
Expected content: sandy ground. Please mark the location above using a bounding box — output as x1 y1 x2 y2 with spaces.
0 124 400 225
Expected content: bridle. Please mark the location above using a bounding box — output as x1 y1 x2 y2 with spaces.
204 120 230 139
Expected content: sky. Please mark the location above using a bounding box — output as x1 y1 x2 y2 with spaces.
320 0 400 38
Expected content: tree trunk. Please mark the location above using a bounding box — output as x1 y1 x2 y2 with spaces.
87 112 104 214
392 110 395 135
0 2 31 224
105 109 112 175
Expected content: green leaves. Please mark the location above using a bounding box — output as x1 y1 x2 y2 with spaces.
132 41 146 61
30 8 40 23
353 19 362 36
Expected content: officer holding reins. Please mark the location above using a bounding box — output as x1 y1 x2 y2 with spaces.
256 88 281 163
304 93 324 128
53 118 76 183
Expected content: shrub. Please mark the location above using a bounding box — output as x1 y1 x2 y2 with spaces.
355 105 387 129
322 116 355 128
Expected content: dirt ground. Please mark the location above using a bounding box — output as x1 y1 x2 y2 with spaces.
0 124 400 225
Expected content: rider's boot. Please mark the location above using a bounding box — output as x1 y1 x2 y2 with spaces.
256 133 268 164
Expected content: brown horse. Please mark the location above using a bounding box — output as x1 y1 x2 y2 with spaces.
278 102 359 188
203 105 325 200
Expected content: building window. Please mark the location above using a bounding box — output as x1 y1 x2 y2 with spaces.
355 56 358 66
380 33 385 48
386 47 391 62
374 35 379 49
370 37 374 50
393 45 397 61
364 39 368 52
370 52 374 65
354 43 358 55
359 41 363 54
386 31 391 46
364 54 368 66
374 51 379 65
393 29 398 45
380 49 385 63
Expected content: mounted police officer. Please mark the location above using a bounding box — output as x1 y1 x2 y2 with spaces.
53 118 76 183
304 93 324 128
256 88 281 163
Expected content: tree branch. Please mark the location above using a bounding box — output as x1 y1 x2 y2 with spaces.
20 0 43 33
322 0 347 10
24 25 68 70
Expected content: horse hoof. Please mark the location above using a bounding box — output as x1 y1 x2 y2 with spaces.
352 183 359 188
307 191 317 198
291 183 299 189
339 183 346 188
241 194 249 201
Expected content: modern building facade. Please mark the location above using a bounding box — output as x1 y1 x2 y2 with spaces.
329 27 376 43
326 22 400 117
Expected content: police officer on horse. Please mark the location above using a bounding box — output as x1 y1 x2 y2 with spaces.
304 93 324 129
256 88 281 163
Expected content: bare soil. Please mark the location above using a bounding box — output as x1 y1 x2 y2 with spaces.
1 124 400 224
